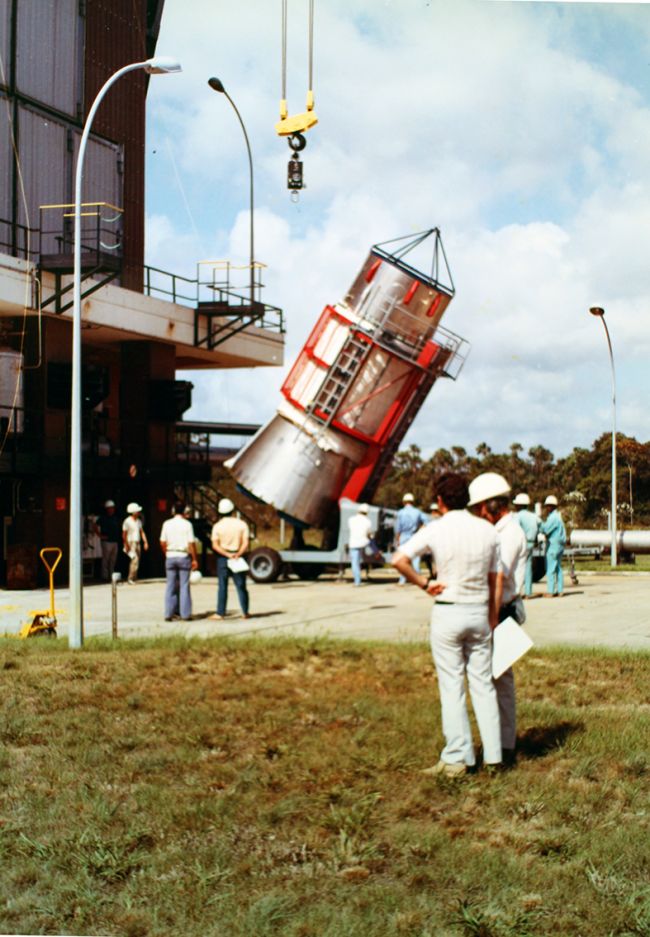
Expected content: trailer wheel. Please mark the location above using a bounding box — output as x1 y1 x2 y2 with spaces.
248 547 283 584
293 562 325 581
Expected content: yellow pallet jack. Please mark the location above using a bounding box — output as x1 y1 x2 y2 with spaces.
18 548 62 638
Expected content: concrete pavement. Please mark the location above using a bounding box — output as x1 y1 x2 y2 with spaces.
1 569 649 650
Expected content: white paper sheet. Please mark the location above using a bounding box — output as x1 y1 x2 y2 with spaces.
227 556 249 573
492 616 534 679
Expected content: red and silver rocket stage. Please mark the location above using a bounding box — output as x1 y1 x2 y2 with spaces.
226 229 469 527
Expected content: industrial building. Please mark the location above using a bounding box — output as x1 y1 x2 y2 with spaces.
0 0 284 587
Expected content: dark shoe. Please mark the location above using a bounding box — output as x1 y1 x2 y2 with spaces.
502 748 517 768
484 762 505 776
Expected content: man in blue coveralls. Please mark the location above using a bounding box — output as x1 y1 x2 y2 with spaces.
540 495 566 597
394 493 430 585
513 493 541 598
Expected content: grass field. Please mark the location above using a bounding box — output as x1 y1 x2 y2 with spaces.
0 637 648 937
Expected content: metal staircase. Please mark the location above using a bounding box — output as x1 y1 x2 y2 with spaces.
174 481 257 540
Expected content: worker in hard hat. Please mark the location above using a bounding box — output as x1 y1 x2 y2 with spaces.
470 473 527 767
540 496 566 597
122 503 149 584
513 493 541 598
210 498 251 619
394 493 430 585
348 503 373 586
391 472 502 777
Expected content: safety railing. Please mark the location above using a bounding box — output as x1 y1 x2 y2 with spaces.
38 202 123 269
0 217 38 262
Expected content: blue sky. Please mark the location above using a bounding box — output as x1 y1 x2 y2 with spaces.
145 0 650 460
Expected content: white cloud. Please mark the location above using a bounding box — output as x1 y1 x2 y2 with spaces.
146 0 650 462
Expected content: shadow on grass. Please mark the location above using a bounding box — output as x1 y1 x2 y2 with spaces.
518 720 584 759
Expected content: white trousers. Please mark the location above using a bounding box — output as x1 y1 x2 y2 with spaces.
430 603 502 766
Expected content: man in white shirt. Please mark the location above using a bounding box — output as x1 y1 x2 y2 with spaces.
347 503 373 586
160 502 199 621
468 473 527 767
392 473 502 777
122 503 149 583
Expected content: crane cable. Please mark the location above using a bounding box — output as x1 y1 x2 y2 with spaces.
276 0 317 137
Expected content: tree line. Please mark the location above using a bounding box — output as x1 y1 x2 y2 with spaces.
376 433 650 529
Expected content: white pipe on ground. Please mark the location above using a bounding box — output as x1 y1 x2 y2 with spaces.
570 529 650 554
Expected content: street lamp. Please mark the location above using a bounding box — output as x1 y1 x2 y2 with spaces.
69 56 181 648
589 306 617 568
207 77 256 305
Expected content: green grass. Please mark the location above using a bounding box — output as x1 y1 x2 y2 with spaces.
0 637 648 936
570 554 650 574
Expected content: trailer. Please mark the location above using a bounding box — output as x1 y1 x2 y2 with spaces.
247 499 397 583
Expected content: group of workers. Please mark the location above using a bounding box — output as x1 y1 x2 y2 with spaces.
95 498 252 623
391 473 566 776
349 487 567 598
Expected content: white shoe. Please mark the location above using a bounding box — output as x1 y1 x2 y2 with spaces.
421 760 467 778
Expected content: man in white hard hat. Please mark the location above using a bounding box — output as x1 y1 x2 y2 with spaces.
210 498 250 619
97 499 120 581
391 472 502 777
470 473 527 767
540 495 566 597
348 503 373 586
394 493 429 585
122 503 148 584
159 501 199 621
513 493 540 598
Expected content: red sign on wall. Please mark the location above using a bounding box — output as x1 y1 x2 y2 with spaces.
157 499 168 512
55 497 67 511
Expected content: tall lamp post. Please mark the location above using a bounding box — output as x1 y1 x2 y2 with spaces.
207 77 255 305
589 306 617 568
69 56 181 649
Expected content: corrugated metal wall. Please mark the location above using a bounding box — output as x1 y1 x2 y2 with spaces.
17 105 69 253
0 0 161 287
85 0 150 290
0 1 11 87
75 134 123 208
15 0 81 117
0 94 11 228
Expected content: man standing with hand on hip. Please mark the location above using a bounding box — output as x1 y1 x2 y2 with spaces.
211 498 250 620
392 472 502 777
469 473 527 767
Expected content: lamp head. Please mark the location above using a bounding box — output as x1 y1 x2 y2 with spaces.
589 306 605 317
208 77 226 94
144 57 182 74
